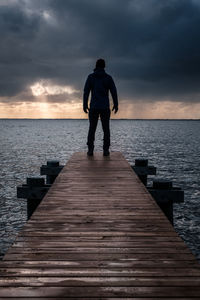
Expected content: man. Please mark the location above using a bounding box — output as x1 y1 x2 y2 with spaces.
83 58 118 156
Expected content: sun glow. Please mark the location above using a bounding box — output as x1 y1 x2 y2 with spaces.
30 81 78 97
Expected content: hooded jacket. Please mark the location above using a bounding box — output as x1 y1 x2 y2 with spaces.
83 68 118 110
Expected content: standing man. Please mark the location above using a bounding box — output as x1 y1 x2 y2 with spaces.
83 59 118 156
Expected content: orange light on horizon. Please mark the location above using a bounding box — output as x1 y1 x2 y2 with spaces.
0 100 200 119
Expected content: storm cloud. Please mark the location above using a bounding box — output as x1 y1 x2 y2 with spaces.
1 0 200 104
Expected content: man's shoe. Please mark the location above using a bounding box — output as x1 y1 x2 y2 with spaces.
103 150 110 156
87 148 94 156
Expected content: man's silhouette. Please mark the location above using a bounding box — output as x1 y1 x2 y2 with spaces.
83 59 118 156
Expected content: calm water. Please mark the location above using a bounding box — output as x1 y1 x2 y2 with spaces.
0 119 200 260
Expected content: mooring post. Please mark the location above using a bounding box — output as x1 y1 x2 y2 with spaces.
131 159 156 185
17 177 50 219
40 160 64 184
148 179 184 225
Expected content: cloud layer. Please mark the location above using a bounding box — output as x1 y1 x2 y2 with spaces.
1 0 200 105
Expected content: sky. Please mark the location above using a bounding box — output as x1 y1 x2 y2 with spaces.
0 0 200 119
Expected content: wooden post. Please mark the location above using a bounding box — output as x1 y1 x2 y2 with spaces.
40 160 64 184
131 159 156 186
17 177 50 220
148 179 184 225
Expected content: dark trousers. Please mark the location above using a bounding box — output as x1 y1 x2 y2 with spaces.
87 109 111 150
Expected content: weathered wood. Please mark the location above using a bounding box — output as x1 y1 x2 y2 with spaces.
1 276 200 287
0 298 196 300
1 267 200 276
0 259 198 268
0 151 199 299
1 286 200 297
3 252 196 261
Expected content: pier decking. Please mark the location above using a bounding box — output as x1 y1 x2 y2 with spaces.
0 151 200 298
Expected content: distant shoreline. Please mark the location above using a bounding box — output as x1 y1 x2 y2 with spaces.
0 118 200 121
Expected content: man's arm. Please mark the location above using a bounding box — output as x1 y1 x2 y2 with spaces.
83 75 91 113
109 77 118 113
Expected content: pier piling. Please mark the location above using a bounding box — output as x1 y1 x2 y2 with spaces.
40 160 64 184
148 178 184 225
17 177 50 219
131 158 156 185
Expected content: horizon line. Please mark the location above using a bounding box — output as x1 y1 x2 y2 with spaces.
0 118 200 121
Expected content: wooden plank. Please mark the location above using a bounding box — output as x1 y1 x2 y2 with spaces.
1 276 200 287
0 259 199 268
1 267 200 277
16 231 180 236
1 286 200 297
0 298 196 300
0 151 199 299
3 253 196 261
6 248 191 254
12 241 187 248
16 236 182 241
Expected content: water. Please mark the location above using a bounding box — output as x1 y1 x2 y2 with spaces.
0 119 200 260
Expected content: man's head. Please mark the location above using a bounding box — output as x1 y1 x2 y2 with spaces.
96 58 105 69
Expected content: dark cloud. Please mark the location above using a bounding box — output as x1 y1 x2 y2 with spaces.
0 0 200 103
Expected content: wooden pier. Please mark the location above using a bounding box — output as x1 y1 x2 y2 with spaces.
0 151 200 298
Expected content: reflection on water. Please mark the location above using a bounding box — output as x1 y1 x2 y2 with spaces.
0 119 200 260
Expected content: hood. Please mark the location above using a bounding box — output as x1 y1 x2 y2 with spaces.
93 68 106 77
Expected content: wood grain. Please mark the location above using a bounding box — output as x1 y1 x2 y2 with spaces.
0 151 199 298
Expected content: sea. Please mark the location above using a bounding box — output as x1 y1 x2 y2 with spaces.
0 119 200 260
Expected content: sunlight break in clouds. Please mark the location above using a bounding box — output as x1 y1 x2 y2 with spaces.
30 81 78 97
1 0 200 118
